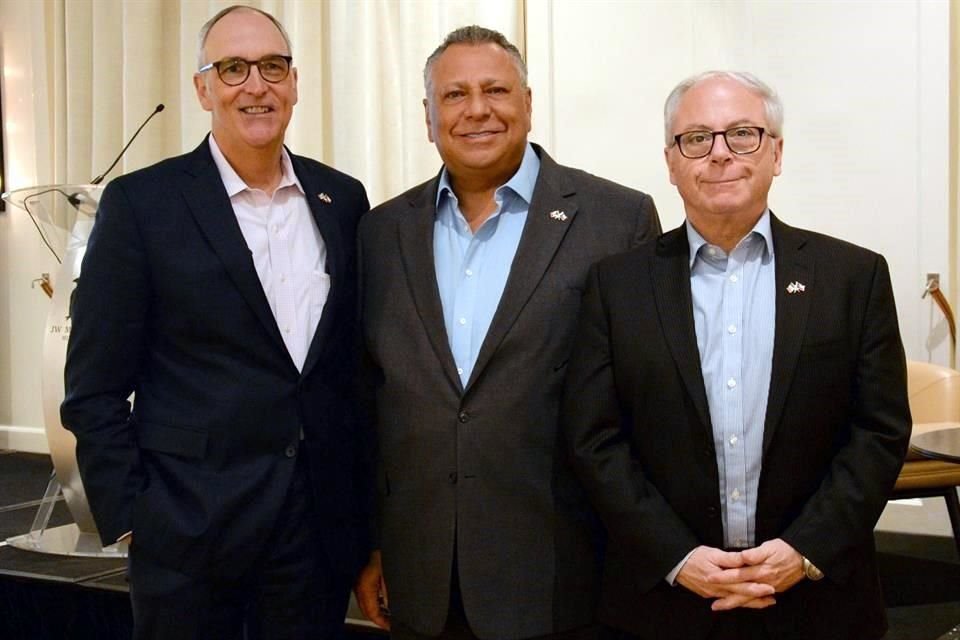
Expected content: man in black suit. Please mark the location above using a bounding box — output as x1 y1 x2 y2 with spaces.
61 6 369 639
354 25 660 640
563 71 911 640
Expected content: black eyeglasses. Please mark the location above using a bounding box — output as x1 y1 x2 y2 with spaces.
198 55 293 86
672 126 767 159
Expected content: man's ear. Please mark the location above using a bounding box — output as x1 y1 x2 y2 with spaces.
424 98 435 143
194 73 213 113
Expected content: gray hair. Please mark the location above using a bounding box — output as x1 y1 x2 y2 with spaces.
197 5 292 69
663 71 784 146
423 25 527 95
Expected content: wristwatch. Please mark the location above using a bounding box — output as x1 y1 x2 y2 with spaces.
802 555 824 581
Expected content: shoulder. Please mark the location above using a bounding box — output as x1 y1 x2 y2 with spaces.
775 217 885 270
360 177 437 233
371 178 437 215
289 151 366 197
560 164 653 205
537 146 654 208
106 147 198 189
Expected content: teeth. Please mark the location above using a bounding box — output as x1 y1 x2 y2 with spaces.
242 106 270 114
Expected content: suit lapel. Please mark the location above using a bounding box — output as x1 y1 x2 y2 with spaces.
650 226 713 433
464 147 578 392
296 156 348 378
397 177 463 392
762 214 813 454
180 141 289 357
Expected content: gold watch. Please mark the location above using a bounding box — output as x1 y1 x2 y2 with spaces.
802 556 824 581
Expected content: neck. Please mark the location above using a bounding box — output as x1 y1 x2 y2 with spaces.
218 138 285 195
448 168 515 232
687 207 765 254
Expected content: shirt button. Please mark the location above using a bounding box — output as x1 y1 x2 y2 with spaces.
284 326 291 334
458 318 467 326
457 367 464 375
727 324 737 334
729 435 738 447
465 269 474 277
284 445 297 458
727 378 737 389
280 274 287 283
707 247 717 256
272 224 279 234
729 274 739 283
730 488 741 501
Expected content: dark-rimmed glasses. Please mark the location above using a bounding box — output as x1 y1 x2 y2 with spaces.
198 55 293 86
672 126 767 159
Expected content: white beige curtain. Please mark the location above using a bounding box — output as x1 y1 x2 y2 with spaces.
0 0 521 430
6 0 523 206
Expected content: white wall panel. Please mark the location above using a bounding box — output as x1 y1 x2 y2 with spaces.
527 0 952 363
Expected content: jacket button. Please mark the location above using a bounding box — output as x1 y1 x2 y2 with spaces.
448 472 458 484
285 445 297 458
458 411 470 423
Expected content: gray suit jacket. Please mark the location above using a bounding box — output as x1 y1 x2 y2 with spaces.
359 145 661 639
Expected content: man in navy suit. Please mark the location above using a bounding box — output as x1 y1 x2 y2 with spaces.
61 6 369 639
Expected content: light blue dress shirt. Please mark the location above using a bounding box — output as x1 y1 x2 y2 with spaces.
688 210 776 550
433 143 541 387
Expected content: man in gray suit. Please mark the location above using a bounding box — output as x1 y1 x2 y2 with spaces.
355 25 660 640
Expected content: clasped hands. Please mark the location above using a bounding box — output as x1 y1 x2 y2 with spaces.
675 538 805 611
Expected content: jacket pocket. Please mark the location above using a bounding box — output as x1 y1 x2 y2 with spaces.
137 422 208 459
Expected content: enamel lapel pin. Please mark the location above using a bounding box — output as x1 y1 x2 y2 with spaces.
317 192 333 204
549 209 568 222
786 281 806 294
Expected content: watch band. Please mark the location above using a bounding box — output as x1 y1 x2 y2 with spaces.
802 555 824 581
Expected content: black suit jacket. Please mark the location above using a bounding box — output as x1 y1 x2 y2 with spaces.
563 215 911 640
61 138 370 580
360 145 661 639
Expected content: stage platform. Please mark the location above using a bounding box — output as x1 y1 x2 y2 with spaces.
2 449 960 639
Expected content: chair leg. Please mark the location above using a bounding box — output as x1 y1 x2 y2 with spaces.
943 487 960 560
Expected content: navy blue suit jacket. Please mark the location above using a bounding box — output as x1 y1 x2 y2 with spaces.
62 138 370 580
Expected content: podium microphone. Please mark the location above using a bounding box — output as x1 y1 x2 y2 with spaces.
90 103 165 185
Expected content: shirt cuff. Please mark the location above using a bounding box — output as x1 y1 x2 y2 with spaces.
665 549 697 586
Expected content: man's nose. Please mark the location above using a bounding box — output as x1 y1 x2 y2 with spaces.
243 65 269 94
464 92 491 118
709 133 734 161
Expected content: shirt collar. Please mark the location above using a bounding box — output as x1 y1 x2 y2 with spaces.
435 142 541 209
208 133 304 198
686 208 775 269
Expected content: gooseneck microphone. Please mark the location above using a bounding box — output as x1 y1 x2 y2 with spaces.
90 103 165 185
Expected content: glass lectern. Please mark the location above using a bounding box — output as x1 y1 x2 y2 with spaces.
1 184 126 557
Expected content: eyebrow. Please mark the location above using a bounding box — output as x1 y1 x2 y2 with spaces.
678 118 759 132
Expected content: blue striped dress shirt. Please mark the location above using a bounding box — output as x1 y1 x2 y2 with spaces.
687 210 776 549
433 143 541 387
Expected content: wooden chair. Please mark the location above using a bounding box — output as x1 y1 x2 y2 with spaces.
891 361 960 556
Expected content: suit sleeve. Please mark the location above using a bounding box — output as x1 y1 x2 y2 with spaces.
780 255 911 581
631 193 662 247
563 262 700 591
357 211 384 550
60 179 149 544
